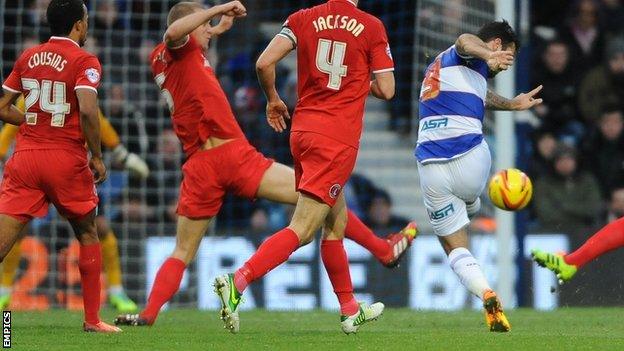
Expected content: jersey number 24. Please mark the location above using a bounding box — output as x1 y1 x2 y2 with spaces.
21 78 71 127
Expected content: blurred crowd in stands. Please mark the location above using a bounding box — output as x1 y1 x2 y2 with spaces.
528 0 624 236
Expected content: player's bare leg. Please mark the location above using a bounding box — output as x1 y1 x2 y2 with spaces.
322 194 384 334
115 216 213 326
439 228 510 332
68 210 121 333
0 227 29 310
0 215 26 262
95 216 138 312
0 216 26 310
256 162 417 267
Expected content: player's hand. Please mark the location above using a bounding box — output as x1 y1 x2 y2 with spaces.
511 85 543 111
266 99 290 133
221 1 246 18
214 15 235 35
90 156 107 185
487 50 514 71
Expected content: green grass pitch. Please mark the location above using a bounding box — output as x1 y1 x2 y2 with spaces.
11 308 624 350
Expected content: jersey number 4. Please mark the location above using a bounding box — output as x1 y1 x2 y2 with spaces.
21 78 71 127
316 39 347 90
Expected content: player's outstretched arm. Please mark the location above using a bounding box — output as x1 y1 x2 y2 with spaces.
0 90 24 126
455 33 514 72
210 15 235 36
485 85 543 111
164 1 246 48
256 35 294 132
77 89 106 184
370 72 395 100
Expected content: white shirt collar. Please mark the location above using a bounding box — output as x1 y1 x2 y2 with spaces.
49 36 80 48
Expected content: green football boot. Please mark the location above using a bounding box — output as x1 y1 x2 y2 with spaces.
531 249 578 283
214 273 242 334
340 302 384 334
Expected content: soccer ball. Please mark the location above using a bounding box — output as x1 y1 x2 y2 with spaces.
487 168 533 211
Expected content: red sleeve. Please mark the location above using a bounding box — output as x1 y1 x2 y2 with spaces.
75 55 102 93
2 54 24 93
166 35 201 59
369 19 394 73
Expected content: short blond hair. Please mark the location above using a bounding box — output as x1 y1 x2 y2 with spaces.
167 1 205 26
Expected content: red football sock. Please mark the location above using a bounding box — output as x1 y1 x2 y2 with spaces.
140 257 186 323
235 228 300 293
344 210 389 260
565 217 624 268
321 239 358 316
78 243 103 325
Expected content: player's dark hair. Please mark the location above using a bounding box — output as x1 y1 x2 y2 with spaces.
47 0 85 36
477 20 519 51
168 2 205 26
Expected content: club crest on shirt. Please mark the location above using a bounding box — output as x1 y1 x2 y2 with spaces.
329 184 342 199
85 68 100 84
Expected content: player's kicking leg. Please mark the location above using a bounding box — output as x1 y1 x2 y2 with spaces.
95 216 138 312
531 217 624 283
68 210 121 333
255 162 418 268
215 192 384 334
115 216 212 326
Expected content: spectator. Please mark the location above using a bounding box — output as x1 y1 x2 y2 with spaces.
578 36 624 123
529 132 558 181
558 0 606 78
532 40 583 138
534 145 603 233
583 107 624 198
602 0 624 37
366 190 409 235
607 187 624 222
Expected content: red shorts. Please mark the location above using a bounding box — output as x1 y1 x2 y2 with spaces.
0 149 98 223
177 139 274 219
290 131 358 206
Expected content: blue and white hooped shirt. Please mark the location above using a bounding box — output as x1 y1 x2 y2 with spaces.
416 45 488 164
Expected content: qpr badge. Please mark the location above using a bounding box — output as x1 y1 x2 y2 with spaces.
85 68 100 84
329 184 342 199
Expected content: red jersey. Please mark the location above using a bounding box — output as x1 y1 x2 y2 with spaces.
150 36 245 157
2 36 102 154
281 0 394 148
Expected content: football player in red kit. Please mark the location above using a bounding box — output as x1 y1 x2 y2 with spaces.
0 0 120 333
218 0 397 334
114 1 415 332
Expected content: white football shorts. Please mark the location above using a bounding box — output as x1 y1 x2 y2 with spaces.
417 140 491 236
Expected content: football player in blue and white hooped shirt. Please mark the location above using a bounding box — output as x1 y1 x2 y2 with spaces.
416 20 543 332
